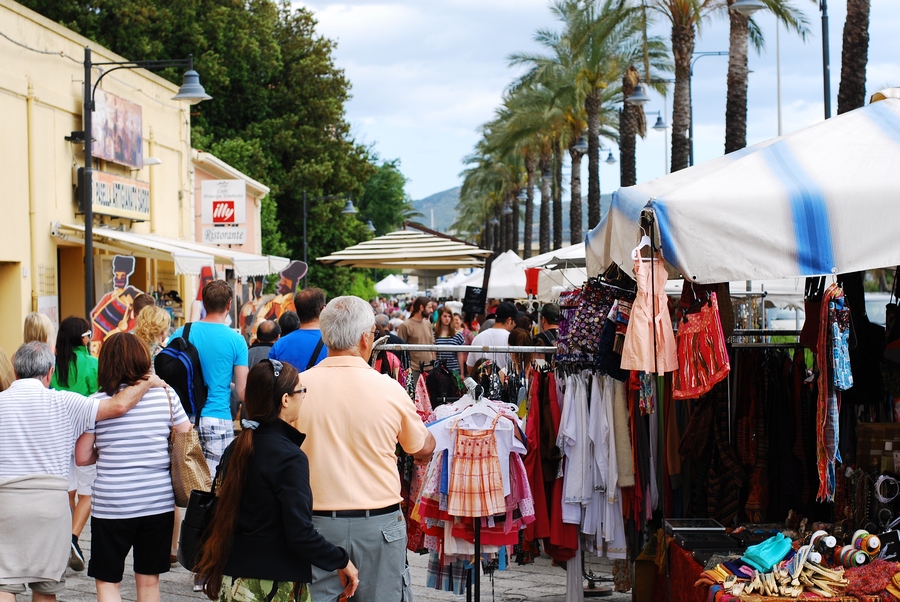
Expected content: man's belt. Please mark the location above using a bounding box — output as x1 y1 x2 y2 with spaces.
312 503 401 518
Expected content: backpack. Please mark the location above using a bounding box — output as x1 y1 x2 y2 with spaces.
155 322 207 422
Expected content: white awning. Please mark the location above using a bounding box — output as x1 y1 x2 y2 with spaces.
53 223 288 277
54 223 215 275
318 229 490 270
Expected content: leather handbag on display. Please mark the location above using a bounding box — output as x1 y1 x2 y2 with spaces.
167 388 211 507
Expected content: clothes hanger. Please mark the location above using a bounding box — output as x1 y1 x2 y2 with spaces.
631 226 652 261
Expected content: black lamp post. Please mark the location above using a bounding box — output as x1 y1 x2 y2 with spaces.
79 46 210 318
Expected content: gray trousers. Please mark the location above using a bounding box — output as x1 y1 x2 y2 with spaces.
309 509 411 602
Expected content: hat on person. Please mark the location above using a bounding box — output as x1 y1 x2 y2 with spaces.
540 303 561 324
495 302 518 323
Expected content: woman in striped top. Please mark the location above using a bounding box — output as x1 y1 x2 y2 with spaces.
74 332 191 601
434 305 465 376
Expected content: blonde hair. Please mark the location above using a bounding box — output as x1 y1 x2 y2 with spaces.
135 306 171 347
0 346 13 391
23 312 55 345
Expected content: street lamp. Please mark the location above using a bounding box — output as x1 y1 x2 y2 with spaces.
365 220 376 233
730 0 766 16
78 47 210 318
818 0 831 119
341 199 358 214
573 135 589 154
649 111 667 131
517 188 528 201
626 83 651 106
601 148 617 165
688 51 728 166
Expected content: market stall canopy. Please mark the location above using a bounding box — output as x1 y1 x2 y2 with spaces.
317 229 491 270
373 274 416 295
54 223 287 277
586 92 900 283
433 269 476 297
452 268 485 299
484 250 527 299
520 243 586 269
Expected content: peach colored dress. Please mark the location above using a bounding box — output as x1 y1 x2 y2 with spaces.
620 258 677 374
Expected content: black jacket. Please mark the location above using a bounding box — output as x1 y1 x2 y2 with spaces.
221 420 348 582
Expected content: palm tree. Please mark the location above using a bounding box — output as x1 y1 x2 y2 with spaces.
620 65 647 186
837 0 870 115
725 0 808 153
646 0 723 172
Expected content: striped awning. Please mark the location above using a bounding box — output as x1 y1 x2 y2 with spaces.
318 229 490 270
586 93 900 283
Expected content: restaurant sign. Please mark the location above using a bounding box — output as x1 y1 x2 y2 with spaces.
202 227 247 245
201 180 246 225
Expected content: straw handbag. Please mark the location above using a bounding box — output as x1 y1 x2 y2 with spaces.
166 387 211 506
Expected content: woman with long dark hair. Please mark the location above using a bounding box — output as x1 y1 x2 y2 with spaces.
51 315 99 572
193 360 359 602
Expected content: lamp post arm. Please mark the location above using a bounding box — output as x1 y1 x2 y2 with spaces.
90 57 194 108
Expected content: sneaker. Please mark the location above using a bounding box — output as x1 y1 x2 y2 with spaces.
69 537 85 572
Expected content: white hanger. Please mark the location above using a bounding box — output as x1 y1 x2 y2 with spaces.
631 227 653 261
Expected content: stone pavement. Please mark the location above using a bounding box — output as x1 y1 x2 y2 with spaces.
50 522 632 602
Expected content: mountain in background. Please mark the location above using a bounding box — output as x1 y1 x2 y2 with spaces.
412 186 613 245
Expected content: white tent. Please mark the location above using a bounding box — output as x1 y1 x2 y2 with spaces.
520 243 586 270
433 269 476 297
586 94 900 283
484 250 527 298
452 268 485 299
373 274 416 295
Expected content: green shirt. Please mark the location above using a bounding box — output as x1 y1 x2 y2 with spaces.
50 346 99 396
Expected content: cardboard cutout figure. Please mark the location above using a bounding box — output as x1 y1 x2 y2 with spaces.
90 255 143 354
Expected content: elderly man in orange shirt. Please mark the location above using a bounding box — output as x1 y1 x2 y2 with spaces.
293 295 436 602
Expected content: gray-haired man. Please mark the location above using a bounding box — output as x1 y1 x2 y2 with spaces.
0 342 162 602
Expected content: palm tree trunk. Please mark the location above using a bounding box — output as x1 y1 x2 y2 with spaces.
569 147 583 245
539 154 552 255
621 69 639 187
553 139 563 250
482 215 491 251
523 157 536 259
725 5 750 153
837 0 870 115
538 153 553 253
512 193 520 257
671 23 694 172
585 88 602 229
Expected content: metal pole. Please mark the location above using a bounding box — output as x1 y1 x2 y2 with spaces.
83 46 95 319
820 0 831 119
302 189 308 288
776 21 782 136
688 52 729 167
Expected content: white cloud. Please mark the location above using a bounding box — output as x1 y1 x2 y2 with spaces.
294 0 899 200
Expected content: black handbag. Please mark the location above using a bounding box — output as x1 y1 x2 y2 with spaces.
177 447 230 571
177 488 216 571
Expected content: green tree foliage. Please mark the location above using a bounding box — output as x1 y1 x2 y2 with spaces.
21 0 393 298
357 158 422 235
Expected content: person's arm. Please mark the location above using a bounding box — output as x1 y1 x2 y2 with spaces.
411 430 437 461
95 373 165 421
233 365 248 402
75 432 97 466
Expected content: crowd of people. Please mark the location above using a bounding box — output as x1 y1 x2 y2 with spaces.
0 281 560 602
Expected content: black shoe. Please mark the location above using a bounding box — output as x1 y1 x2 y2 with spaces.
69 537 85 572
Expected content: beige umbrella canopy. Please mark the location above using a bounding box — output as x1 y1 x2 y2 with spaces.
317 226 491 271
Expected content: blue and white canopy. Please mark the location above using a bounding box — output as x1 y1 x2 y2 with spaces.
586 92 900 283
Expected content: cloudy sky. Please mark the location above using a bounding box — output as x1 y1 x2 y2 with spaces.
295 0 899 202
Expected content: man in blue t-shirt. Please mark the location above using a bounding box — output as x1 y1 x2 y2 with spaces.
269 287 328 372
170 280 248 473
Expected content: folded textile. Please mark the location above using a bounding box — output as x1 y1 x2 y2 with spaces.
739 532 793 573
0 474 70 584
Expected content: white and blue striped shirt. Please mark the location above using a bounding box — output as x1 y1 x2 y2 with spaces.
88 387 188 519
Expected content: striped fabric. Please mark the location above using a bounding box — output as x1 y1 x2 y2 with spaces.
434 333 464 373
0 379 97 479
89 387 189 519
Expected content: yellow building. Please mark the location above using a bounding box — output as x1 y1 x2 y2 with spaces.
0 0 283 355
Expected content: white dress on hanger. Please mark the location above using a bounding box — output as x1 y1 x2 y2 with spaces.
558 374 592 525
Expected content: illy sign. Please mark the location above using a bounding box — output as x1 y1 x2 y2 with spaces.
202 179 246 225
212 200 236 223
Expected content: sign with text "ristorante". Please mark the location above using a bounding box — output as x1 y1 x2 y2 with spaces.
90 170 150 221
202 227 247 245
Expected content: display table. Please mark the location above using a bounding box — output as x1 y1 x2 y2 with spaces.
654 541 864 602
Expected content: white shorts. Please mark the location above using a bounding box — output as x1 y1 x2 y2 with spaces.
67 457 97 496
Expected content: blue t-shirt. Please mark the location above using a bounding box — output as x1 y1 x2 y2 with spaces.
170 322 248 420
268 329 328 373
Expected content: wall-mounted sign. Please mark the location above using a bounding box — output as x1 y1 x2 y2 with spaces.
91 89 143 169
202 227 247 245
201 180 246 224
83 170 151 221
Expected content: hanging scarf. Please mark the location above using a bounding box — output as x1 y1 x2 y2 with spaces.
816 283 844 502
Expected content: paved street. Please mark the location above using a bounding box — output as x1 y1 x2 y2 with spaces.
50 522 631 602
